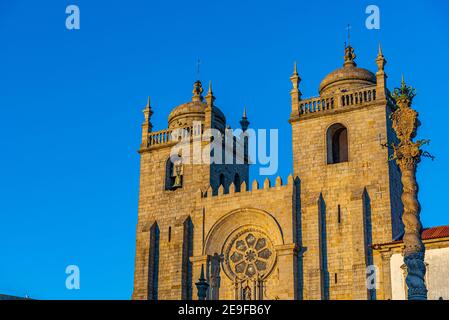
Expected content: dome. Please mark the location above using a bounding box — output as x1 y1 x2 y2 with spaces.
319 46 376 96
168 101 206 128
167 81 226 129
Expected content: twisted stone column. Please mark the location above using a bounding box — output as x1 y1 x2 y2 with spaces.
390 78 428 300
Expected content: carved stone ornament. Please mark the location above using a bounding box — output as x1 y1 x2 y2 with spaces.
222 228 276 281
390 78 428 300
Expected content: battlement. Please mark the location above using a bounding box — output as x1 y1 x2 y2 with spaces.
197 174 297 201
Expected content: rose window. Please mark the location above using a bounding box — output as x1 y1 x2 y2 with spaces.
224 230 275 280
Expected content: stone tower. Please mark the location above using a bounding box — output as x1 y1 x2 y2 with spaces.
289 45 403 300
133 44 405 301
132 81 249 300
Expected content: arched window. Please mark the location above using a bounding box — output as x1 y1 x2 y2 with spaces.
326 123 348 164
234 173 241 192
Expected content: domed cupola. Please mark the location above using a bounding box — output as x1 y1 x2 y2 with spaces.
319 45 376 96
168 80 226 130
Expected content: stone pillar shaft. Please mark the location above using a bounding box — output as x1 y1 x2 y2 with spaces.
391 79 428 300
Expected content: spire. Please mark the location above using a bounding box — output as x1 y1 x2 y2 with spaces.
376 43 387 72
240 106 250 131
375 44 388 99
205 80 215 107
141 96 153 147
378 43 383 56
290 61 301 90
290 61 302 111
143 96 153 127
208 80 213 95
192 80 204 102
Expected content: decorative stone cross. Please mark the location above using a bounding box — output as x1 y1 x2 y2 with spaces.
196 58 201 79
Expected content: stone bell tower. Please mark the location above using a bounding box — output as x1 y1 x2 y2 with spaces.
132 81 250 300
289 45 403 300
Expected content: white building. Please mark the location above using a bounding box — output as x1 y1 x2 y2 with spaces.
373 226 449 300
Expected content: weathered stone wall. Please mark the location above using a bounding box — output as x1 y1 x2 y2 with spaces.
133 133 250 300
291 101 401 300
190 176 301 300
132 144 211 300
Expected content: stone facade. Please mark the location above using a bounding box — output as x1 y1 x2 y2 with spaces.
132 45 409 300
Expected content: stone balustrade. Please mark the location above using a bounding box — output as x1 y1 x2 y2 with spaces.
299 86 380 116
147 124 204 147
299 96 335 115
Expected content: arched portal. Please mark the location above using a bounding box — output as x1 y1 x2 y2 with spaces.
203 208 284 300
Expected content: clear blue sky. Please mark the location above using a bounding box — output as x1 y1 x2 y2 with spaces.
1 0 448 300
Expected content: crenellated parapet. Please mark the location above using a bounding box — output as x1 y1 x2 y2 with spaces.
197 174 297 202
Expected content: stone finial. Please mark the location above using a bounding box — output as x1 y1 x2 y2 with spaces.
205 80 215 107
375 44 388 98
290 61 302 108
240 106 250 132
287 174 293 185
141 96 154 147
192 80 204 102
376 43 387 72
208 80 213 94
343 45 357 67
143 96 153 126
195 264 209 301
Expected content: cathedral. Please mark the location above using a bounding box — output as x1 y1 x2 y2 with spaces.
132 44 427 300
